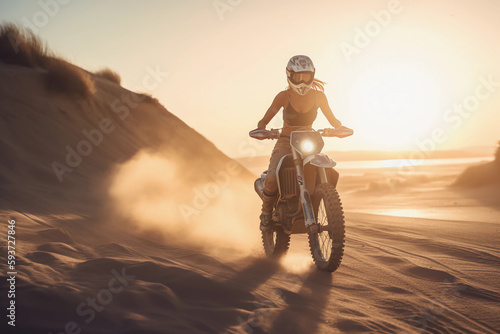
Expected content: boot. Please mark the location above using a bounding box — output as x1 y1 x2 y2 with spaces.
260 213 273 231
260 191 277 231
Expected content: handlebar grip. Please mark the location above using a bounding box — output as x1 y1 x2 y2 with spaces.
320 127 354 138
249 128 279 140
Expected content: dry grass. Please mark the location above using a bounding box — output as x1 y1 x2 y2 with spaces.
0 23 49 68
137 92 161 105
94 68 121 85
0 23 94 99
45 58 95 98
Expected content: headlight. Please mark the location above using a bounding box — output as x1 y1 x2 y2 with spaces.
302 140 315 153
291 131 324 157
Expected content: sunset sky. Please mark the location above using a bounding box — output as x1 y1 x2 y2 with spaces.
1 0 499 157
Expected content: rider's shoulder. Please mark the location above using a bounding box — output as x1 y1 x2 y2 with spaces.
276 90 288 98
315 90 327 98
314 90 328 103
274 90 288 102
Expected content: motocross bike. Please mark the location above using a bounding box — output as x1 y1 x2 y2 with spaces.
250 126 353 272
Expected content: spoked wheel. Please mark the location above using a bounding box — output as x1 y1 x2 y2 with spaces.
308 183 345 272
262 226 290 258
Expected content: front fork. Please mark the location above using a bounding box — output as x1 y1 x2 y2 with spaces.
292 149 317 228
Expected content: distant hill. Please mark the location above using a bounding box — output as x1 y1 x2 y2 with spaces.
454 144 500 187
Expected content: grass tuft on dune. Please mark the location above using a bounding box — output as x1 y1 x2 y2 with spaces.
94 68 121 85
0 23 48 68
0 23 94 99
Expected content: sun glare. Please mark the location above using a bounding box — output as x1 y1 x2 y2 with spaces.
349 63 440 149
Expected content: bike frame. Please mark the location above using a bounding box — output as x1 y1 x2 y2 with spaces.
252 126 352 270
291 147 316 227
252 127 348 231
287 130 337 228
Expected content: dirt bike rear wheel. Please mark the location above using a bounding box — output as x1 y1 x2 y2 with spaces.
262 226 290 258
308 183 345 272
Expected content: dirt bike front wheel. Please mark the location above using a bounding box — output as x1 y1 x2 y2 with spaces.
308 183 346 272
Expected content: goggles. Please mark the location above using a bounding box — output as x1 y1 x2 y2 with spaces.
289 71 314 85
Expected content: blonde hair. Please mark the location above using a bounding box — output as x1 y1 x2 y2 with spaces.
312 78 326 92
287 78 326 92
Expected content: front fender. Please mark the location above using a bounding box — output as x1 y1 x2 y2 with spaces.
303 154 336 168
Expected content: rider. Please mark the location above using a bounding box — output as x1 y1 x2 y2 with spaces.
257 55 347 231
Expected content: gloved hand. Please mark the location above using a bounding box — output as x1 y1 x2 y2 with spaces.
249 128 280 140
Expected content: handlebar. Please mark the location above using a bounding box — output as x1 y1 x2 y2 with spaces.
249 126 353 140
318 127 354 138
248 128 280 140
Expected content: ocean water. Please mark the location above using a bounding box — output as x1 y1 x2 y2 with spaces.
243 156 493 177
334 157 492 170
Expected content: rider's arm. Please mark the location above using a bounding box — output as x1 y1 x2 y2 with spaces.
257 92 285 129
317 91 342 128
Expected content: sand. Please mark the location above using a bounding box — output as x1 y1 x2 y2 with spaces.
1 174 499 333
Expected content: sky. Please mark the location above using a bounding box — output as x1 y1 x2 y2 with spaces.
1 0 499 157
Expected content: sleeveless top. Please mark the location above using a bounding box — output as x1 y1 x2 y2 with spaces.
283 90 318 126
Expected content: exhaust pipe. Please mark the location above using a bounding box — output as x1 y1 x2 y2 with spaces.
254 172 268 199
254 178 264 199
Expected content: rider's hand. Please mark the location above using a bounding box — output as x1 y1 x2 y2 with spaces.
322 128 338 136
323 126 354 137
335 126 354 137
336 125 352 131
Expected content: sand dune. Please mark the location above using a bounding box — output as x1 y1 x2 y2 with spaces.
454 155 500 187
0 62 252 215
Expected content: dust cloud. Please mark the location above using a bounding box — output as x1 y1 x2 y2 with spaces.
108 150 262 259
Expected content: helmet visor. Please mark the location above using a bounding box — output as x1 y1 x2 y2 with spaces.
289 72 314 85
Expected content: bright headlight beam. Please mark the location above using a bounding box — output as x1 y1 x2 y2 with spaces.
302 140 314 153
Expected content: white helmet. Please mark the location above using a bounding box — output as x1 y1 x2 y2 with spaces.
286 55 315 95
